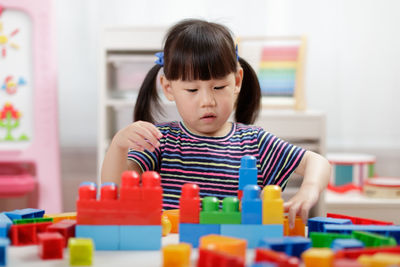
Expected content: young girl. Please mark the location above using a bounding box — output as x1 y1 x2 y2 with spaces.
101 19 331 228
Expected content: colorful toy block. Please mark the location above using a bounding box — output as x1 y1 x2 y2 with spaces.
307 217 352 234
0 238 10 267
262 185 283 225
197 247 245 267
309 232 353 248
162 243 191 267
68 238 94 266
220 224 283 248
335 246 400 260
199 234 247 261
44 212 76 223
9 221 52 246
238 155 258 198
37 232 64 259
179 184 200 224
163 209 179 233
179 223 220 248
76 225 119 250
254 248 300 267
326 213 394 225
200 197 241 224
283 216 305 237
0 213 12 237
241 184 262 224
77 171 162 225
331 239 364 251
259 236 311 258
46 219 76 247
119 225 161 250
4 208 44 220
351 230 397 247
301 248 334 267
323 224 400 243
358 252 400 266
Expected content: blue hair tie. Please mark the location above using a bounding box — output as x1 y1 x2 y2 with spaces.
155 52 164 66
236 44 239 61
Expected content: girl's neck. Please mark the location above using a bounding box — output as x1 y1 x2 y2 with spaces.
180 121 234 138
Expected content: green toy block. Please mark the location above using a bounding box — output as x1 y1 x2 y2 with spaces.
310 232 353 248
13 217 53 225
69 238 94 266
352 231 397 247
200 196 241 224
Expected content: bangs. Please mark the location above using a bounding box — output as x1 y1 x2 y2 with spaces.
163 21 237 81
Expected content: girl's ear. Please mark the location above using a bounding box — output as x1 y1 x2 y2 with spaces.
234 67 244 95
160 75 174 101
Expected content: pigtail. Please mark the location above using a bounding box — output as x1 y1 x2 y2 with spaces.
133 64 163 123
235 57 261 124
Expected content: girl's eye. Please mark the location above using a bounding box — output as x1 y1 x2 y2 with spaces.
186 89 197 93
214 86 226 90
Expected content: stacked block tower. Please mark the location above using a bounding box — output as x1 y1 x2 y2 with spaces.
75 171 163 250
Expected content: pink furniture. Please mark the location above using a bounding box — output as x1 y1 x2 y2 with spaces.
0 0 62 213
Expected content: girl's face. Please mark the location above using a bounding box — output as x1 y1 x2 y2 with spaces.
161 69 243 137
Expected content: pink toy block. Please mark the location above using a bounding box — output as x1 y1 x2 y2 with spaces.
0 0 62 213
76 171 162 225
37 232 64 259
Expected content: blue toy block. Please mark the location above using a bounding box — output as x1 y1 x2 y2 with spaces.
220 224 283 248
238 155 258 190
0 238 10 266
4 208 45 220
179 223 220 248
259 236 311 258
323 224 400 243
120 225 161 250
0 214 12 238
76 225 119 250
308 217 352 234
331 238 364 251
241 185 262 224
249 263 277 267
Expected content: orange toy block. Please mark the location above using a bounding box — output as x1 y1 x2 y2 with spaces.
163 209 179 233
162 243 192 267
162 215 172 236
44 212 76 223
262 185 284 225
302 248 334 267
199 234 247 261
284 216 305 236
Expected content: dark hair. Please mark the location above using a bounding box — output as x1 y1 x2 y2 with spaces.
134 19 261 124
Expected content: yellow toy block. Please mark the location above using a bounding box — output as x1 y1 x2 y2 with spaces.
358 252 400 267
284 216 305 236
162 243 192 267
68 238 94 266
262 185 284 224
199 234 247 261
162 214 172 236
163 209 179 233
44 212 76 223
302 248 334 267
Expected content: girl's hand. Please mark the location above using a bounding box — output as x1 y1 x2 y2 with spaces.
283 183 320 229
111 120 163 152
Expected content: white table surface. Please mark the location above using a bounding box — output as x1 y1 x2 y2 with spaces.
8 234 257 267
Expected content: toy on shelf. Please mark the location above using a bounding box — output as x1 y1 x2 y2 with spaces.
75 171 163 250
363 177 400 199
0 0 62 213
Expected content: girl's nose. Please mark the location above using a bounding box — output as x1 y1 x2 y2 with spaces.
200 90 216 107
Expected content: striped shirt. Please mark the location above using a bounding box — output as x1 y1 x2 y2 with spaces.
128 121 306 209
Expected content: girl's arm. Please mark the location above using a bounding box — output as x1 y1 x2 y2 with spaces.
284 151 331 228
101 121 162 185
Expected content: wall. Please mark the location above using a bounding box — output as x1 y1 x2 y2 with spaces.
55 0 400 151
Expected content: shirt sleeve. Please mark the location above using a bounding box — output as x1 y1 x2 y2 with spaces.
127 147 161 172
257 129 306 190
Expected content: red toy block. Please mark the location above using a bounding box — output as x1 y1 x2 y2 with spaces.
76 171 162 225
10 222 53 246
254 248 300 267
47 219 76 247
333 259 362 267
326 213 394 225
197 248 245 267
335 246 400 260
37 232 64 259
179 183 200 223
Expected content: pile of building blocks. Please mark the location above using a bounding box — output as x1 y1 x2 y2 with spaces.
75 170 163 250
